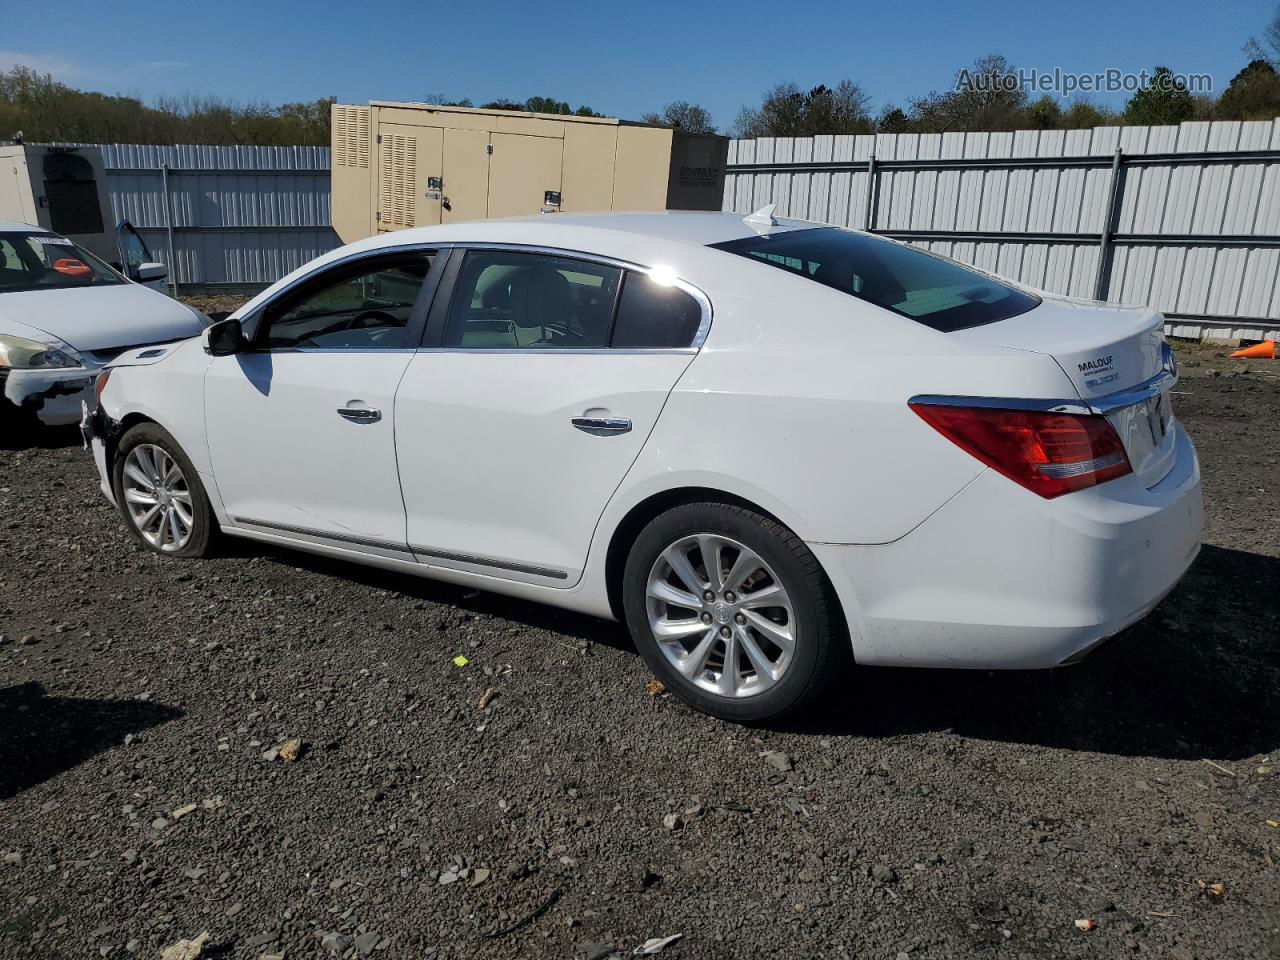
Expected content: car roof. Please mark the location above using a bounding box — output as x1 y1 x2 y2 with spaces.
0 219 52 234
487 211 816 246
237 213 835 320
362 211 820 254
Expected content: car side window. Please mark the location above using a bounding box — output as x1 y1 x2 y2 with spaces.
444 251 621 349
610 272 703 349
256 252 433 350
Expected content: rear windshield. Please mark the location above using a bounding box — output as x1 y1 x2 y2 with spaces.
0 231 123 293
710 227 1039 331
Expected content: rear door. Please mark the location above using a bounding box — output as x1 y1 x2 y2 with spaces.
393 247 708 586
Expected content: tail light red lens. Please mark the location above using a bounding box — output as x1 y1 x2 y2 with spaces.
909 402 1131 498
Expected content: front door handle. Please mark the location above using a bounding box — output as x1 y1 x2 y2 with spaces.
571 417 631 436
337 406 381 423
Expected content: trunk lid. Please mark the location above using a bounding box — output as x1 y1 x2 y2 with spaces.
951 295 1178 487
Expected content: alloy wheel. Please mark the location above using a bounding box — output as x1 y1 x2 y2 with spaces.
645 533 796 698
122 444 194 552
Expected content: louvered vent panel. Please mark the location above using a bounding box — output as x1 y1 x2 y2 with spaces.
334 106 370 168
378 135 417 228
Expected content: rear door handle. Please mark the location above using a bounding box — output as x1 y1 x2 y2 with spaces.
571 417 631 436
337 406 381 423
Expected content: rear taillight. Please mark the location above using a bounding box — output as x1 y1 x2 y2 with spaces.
909 402 1131 498
93 368 111 406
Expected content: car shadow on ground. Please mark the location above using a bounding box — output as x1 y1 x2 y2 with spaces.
266 542 1279 762
789 544 1280 761
0 682 183 798
0 424 83 452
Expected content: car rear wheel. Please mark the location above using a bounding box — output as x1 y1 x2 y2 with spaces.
623 502 842 721
113 423 215 558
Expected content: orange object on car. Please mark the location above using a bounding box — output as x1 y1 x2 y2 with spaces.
52 257 93 278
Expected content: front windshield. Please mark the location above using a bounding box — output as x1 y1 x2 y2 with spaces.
0 231 124 293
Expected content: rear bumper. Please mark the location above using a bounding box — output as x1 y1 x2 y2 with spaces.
813 422 1202 669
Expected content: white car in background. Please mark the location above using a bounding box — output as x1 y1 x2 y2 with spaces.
0 220 206 430
83 211 1202 721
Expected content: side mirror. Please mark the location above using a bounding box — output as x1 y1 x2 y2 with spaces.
135 262 168 282
204 318 247 356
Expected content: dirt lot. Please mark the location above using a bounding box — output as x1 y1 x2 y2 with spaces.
1 345 1277 960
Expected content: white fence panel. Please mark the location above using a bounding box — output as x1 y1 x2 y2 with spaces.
724 119 1280 340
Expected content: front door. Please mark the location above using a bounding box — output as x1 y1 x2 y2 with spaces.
205 249 438 551
394 248 707 585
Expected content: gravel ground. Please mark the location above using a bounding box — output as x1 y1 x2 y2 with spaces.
1 345 1277 960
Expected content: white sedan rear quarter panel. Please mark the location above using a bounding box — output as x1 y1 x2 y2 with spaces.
596 254 1083 546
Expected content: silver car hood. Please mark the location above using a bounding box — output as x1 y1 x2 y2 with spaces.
0 283 205 354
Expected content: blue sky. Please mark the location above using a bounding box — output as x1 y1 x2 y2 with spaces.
2 0 1274 131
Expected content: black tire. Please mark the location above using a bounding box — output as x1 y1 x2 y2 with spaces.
622 502 843 722
112 422 217 559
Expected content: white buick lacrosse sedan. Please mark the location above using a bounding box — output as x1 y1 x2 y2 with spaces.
84 211 1202 721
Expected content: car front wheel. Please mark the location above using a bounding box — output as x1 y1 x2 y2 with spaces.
112 423 216 558
622 502 842 722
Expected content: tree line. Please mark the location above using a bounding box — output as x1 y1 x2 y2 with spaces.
732 54 1280 139
3 7 1279 145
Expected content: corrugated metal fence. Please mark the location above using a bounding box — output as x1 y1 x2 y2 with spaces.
724 120 1280 340
83 126 1280 337
100 144 340 293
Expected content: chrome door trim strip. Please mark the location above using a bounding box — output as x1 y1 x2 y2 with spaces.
229 515 569 581
414 346 697 356
409 544 569 581
230 516 414 554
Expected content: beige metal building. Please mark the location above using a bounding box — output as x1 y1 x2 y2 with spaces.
0 144 117 262
330 101 728 242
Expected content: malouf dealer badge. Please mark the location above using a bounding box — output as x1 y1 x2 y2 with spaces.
1077 354 1118 389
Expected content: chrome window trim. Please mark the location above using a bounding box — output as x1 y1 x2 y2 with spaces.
236 240 713 352
259 346 422 355
234 242 444 348
414 347 697 357
439 241 713 351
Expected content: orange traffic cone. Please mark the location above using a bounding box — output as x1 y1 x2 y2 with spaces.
1230 340 1276 359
